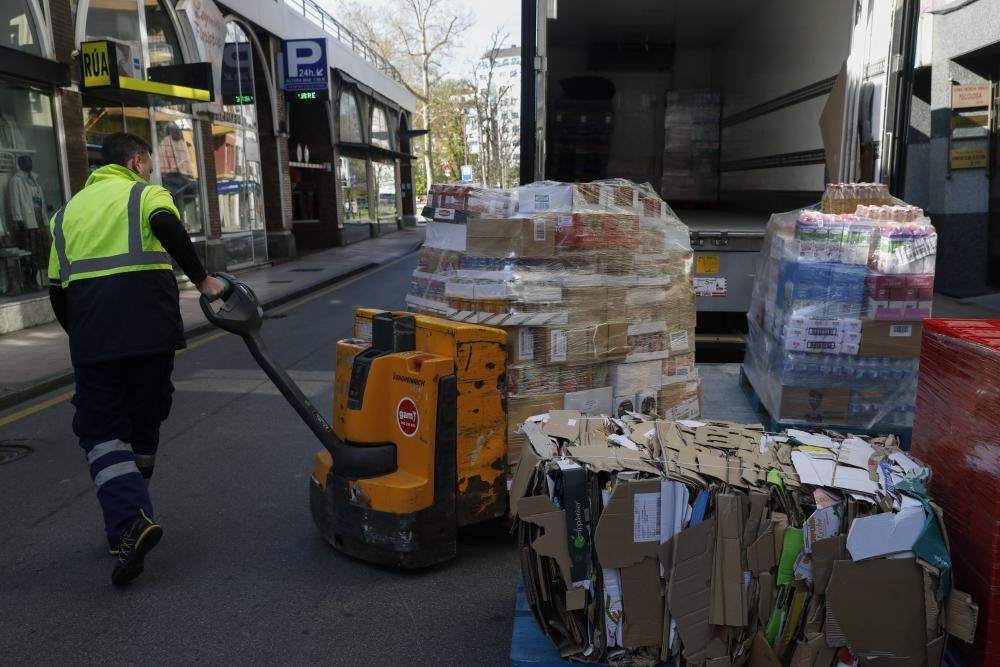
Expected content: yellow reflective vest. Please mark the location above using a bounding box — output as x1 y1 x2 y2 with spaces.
48 164 177 286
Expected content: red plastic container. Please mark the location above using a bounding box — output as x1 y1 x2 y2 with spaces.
912 319 1000 666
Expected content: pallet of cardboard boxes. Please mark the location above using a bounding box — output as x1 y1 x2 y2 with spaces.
407 180 700 474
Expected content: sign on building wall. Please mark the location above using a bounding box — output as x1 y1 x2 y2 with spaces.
950 146 989 170
222 42 254 105
176 0 226 112
951 83 991 109
281 39 328 92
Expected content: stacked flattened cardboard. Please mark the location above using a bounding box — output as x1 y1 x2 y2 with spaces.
913 319 1000 667
744 191 938 430
511 411 978 665
406 179 700 474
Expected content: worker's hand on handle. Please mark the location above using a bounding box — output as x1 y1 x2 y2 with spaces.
198 275 229 302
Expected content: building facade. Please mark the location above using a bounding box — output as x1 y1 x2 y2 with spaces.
464 45 521 186
0 0 415 332
904 0 1000 296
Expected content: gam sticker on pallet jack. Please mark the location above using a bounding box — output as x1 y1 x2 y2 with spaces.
397 397 419 437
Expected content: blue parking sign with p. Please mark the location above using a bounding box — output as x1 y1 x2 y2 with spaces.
281 39 328 91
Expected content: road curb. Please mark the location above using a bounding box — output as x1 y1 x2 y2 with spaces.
0 241 422 413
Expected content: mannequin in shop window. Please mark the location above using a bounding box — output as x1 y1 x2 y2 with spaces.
158 123 196 231
7 155 50 289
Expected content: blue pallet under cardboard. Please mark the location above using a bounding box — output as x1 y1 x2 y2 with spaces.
510 579 568 666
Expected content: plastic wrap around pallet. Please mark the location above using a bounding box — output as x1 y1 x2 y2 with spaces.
913 319 1000 667
744 192 937 431
409 179 699 472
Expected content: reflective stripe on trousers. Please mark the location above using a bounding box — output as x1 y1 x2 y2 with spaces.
87 439 141 487
53 182 171 283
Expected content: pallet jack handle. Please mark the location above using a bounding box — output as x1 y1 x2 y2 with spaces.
200 274 396 479
200 273 338 452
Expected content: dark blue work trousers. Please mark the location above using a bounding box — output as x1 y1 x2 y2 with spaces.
72 353 175 544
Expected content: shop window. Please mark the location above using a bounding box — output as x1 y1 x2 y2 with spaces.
213 21 266 268
371 106 391 150
155 116 203 236
340 156 370 225
0 82 64 296
339 91 363 143
85 0 142 73
1 0 41 55
372 160 398 223
143 0 184 68
221 22 257 113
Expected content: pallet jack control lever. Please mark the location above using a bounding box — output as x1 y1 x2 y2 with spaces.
200 273 396 479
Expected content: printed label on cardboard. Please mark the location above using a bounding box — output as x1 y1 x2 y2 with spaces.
533 219 547 241
558 214 574 228
518 328 535 361
634 492 661 543
550 330 568 362
889 324 913 337
534 194 551 210
670 330 690 351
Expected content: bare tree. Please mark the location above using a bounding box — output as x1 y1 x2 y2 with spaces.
470 28 518 188
339 0 472 192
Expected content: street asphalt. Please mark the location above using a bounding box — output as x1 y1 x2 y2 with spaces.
0 252 520 666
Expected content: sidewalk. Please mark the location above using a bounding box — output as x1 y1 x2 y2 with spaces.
0 227 424 411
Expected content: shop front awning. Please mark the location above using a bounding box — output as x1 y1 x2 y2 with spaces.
337 141 416 161
0 45 70 87
80 40 213 106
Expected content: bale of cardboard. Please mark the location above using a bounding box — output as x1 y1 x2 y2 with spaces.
404 179 699 475
743 193 937 432
510 410 978 665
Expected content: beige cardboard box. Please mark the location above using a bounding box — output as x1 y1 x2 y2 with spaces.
604 320 629 359
663 352 697 382
548 325 609 364
859 321 923 358
606 288 628 320
466 218 554 258
778 386 851 424
507 326 547 364
659 378 702 420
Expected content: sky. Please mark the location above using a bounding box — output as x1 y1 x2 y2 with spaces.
326 0 522 77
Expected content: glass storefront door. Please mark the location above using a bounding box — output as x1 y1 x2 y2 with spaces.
213 120 266 267
0 79 64 296
372 159 399 234
213 21 267 268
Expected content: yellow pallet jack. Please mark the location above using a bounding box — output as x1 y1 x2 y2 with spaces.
202 276 507 568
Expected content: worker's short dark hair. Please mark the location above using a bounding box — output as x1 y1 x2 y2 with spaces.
102 132 153 167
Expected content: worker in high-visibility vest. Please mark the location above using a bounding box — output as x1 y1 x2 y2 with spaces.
48 133 227 587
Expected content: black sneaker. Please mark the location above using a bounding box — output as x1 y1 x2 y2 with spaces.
111 509 163 587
